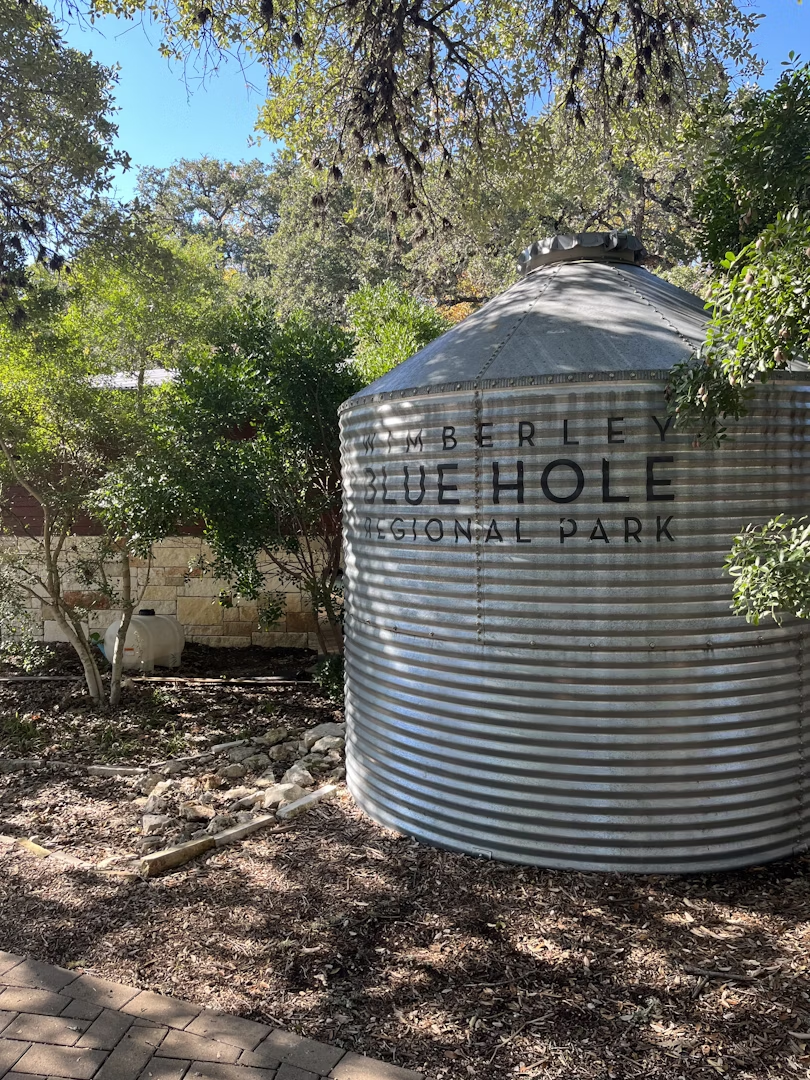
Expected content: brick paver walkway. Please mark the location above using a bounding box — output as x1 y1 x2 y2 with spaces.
0 953 424 1080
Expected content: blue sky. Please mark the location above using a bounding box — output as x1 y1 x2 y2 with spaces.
59 1 808 201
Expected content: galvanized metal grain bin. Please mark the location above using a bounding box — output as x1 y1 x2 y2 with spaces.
340 233 810 873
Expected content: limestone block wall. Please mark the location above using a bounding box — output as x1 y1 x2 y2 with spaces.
2 536 337 653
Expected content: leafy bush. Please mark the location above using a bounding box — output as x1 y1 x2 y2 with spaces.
348 281 451 384
312 654 345 707
694 60 810 263
667 207 810 444
727 517 810 624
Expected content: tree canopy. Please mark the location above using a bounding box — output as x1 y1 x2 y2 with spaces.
0 0 128 317
694 58 810 262
89 0 757 219
136 157 281 282
0 222 229 702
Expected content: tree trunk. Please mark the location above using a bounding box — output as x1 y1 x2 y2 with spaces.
109 548 135 708
52 608 105 702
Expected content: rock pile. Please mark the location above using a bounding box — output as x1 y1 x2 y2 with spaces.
133 721 346 856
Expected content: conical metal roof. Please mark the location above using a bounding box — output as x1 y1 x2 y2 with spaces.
351 238 707 401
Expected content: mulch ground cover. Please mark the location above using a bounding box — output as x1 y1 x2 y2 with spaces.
2 644 810 1080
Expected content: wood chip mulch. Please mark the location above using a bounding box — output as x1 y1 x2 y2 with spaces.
1 645 809 1080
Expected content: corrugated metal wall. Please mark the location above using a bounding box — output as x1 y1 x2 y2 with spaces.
341 376 810 872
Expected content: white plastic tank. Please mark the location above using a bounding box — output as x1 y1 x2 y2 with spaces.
103 609 185 671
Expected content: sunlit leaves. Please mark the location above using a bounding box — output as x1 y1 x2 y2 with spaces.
694 60 810 263
0 0 128 311
727 517 810 624
347 282 450 385
87 0 758 218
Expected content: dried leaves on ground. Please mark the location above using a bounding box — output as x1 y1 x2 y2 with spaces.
1 646 809 1080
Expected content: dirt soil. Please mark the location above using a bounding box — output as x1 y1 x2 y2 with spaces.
2 645 810 1080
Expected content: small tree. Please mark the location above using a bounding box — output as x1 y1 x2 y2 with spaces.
149 301 362 652
0 329 155 702
0 223 228 704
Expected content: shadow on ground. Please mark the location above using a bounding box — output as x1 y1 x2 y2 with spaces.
1 789 809 1080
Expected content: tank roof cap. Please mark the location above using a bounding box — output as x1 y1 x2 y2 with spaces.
517 232 645 275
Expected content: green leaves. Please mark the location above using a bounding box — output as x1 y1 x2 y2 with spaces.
347 282 451 385
694 61 810 263
0 0 128 311
668 207 810 446
667 63 810 625
83 0 759 233
727 517 810 624
705 209 810 385
151 301 360 643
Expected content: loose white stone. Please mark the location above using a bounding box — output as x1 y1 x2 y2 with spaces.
140 772 163 795
229 792 263 810
160 759 188 776
252 727 288 747
266 741 299 762
143 794 167 815
276 785 339 822
218 763 247 779
311 735 345 754
282 763 315 788
242 753 271 772
205 814 236 835
302 723 346 751
222 786 254 801
142 814 172 836
262 783 307 809
228 746 255 763
179 801 216 822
